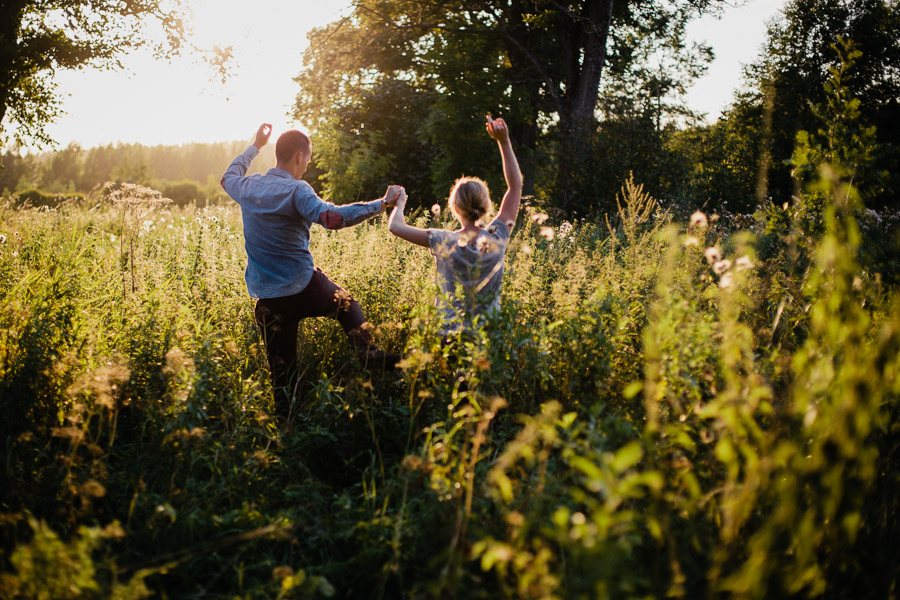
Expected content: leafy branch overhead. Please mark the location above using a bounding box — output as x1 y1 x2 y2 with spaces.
0 0 233 147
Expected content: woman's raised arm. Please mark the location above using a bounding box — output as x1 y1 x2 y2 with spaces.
487 116 523 228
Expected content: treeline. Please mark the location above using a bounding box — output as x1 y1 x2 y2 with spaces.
0 140 275 205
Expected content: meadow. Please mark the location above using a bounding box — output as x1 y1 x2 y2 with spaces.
0 170 898 599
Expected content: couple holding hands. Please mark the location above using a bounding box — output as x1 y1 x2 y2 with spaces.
221 116 522 418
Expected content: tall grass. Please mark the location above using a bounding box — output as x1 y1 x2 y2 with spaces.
0 163 897 598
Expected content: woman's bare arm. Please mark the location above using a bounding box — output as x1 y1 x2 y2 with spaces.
487 116 523 228
388 189 430 247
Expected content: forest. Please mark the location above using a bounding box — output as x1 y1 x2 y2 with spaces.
1 0 899 598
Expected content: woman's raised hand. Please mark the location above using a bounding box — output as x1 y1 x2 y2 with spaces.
486 115 509 143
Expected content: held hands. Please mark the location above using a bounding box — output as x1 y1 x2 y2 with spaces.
486 115 510 143
383 185 404 208
254 123 272 149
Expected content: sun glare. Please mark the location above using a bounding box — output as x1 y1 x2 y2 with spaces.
38 0 352 150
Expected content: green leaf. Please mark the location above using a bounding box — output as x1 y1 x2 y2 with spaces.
612 441 643 473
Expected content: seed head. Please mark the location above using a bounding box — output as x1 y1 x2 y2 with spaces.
713 259 732 275
690 211 708 228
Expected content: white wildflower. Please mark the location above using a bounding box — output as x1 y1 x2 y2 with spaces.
713 259 732 275
540 226 555 241
531 212 549 225
719 271 733 289
704 247 720 264
735 256 753 271
689 211 707 228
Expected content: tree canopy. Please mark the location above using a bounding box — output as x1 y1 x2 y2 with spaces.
293 0 722 213
684 0 900 212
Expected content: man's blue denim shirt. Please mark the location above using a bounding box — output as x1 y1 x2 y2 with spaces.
222 145 384 299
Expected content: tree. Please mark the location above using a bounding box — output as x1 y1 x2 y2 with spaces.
0 0 229 147
294 0 721 213
711 0 900 209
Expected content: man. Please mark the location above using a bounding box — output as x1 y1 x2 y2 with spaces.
222 123 399 418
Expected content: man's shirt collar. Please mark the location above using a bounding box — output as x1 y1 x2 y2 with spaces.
266 167 295 180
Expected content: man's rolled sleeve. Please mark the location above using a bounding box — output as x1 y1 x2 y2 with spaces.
294 184 383 230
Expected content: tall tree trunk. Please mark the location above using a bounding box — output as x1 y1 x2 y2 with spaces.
505 0 542 198
555 0 615 214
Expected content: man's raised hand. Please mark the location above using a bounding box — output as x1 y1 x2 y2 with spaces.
254 123 273 149
486 115 509 143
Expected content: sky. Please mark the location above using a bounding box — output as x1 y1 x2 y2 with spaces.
29 0 787 151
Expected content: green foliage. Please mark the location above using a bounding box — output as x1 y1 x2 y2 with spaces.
0 517 151 599
702 0 900 210
0 145 897 600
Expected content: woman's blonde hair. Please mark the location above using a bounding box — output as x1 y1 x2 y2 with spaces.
449 177 492 224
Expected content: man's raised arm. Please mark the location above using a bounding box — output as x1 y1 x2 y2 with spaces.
221 123 272 196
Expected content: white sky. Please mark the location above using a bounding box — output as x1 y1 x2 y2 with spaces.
24 0 786 151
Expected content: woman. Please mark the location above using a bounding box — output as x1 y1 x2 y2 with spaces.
388 115 522 336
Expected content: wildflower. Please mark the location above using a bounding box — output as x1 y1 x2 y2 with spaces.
540 226 555 241
735 255 753 271
719 271 733 289
431 203 441 216
531 212 549 225
558 221 573 237
81 480 107 498
104 182 172 207
163 346 195 376
783 202 789 210
0 234 5 244
713 259 731 275
689 211 707 228
709 214 720 223
683 236 699 247
704 247 720 264
521 243 532 255
506 511 525 526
